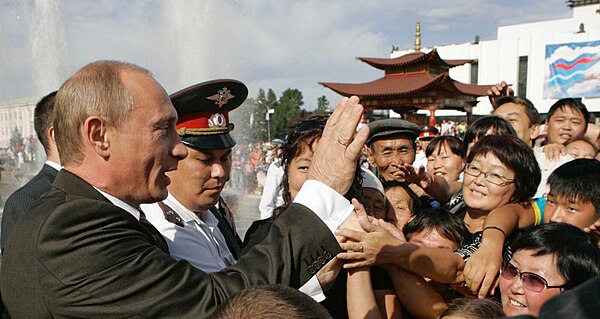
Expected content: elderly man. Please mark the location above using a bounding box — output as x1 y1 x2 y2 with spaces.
0 61 368 318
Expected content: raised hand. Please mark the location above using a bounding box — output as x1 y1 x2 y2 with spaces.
487 81 514 108
307 96 369 195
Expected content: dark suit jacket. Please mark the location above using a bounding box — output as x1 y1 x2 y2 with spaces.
0 170 341 318
0 164 58 250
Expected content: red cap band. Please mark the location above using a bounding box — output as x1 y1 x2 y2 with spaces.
176 111 230 130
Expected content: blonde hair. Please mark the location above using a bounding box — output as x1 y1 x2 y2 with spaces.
54 60 151 165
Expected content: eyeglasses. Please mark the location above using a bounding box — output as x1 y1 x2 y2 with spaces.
464 163 514 186
500 261 567 293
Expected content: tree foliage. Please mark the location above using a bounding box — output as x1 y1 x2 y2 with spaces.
271 88 303 139
315 95 330 114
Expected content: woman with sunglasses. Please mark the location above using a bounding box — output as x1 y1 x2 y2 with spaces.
500 222 600 317
337 135 541 312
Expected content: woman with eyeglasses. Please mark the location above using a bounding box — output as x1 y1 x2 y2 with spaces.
337 134 541 316
499 222 600 317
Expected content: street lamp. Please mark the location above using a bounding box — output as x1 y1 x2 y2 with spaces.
266 108 275 142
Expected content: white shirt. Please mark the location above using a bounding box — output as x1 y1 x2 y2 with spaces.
259 162 285 219
45 160 62 172
533 146 574 198
99 180 353 303
412 150 427 170
140 193 236 273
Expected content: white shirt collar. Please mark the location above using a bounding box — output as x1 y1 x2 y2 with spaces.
94 187 141 221
163 193 219 227
45 160 62 171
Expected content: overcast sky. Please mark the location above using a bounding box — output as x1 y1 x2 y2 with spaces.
0 0 573 110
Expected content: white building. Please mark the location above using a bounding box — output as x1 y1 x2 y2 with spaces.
0 98 37 148
392 0 600 117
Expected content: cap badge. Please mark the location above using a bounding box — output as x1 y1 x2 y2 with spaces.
207 87 235 108
208 113 227 128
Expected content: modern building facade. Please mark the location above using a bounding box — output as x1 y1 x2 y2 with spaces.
392 0 600 117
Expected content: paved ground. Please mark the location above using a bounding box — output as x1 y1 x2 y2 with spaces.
221 188 262 239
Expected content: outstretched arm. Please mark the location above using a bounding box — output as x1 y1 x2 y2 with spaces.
337 219 465 284
463 202 536 298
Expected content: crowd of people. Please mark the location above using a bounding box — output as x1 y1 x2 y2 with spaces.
0 62 598 319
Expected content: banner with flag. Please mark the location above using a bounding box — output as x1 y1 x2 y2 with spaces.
544 40 600 98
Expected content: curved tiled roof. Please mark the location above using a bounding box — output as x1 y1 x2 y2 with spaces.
357 49 474 70
319 73 491 98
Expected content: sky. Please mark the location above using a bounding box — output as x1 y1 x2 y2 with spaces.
0 0 573 110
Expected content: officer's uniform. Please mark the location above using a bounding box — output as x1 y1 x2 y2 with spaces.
141 79 246 272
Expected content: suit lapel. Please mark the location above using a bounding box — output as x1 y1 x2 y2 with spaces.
52 170 169 253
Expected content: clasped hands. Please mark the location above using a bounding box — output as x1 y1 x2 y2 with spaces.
335 199 407 268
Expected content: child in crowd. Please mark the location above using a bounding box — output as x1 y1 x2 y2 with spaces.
347 208 471 319
465 158 600 297
565 137 596 159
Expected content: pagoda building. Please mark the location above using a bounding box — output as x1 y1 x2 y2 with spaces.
319 22 493 124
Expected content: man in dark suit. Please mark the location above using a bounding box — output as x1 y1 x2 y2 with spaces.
0 60 370 318
0 91 61 251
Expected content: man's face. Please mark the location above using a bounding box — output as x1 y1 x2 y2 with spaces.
167 146 232 212
545 191 599 229
493 103 538 146
109 70 187 206
546 107 586 145
565 140 595 159
367 136 415 182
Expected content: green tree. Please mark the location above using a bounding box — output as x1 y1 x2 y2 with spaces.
272 88 303 139
315 95 330 114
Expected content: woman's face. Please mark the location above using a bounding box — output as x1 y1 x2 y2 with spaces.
426 142 465 182
384 186 413 229
500 249 564 317
288 143 316 200
462 153 516 212
363 188 386 220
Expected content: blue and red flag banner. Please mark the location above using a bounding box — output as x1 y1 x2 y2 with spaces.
544 40 600 98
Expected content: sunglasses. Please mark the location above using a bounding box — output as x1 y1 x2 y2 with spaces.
500 261 567 293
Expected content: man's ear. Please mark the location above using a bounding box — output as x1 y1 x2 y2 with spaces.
367 145 376 166
84 116 110 159
530 124 541 141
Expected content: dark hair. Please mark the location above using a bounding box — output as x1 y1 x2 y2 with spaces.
463 116 517 152
512 223 600 290
495 96 541 126
35 91 57 154
403 208 471 247
274 115 363 218
547 159 600 215
547 98 589 124
466 135 540 203
438 298 504 319
425 136 465 159
215 284 332 319
382 180 425 214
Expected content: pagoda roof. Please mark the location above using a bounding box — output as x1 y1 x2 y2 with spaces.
357 49 474 71
319 73 491 98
